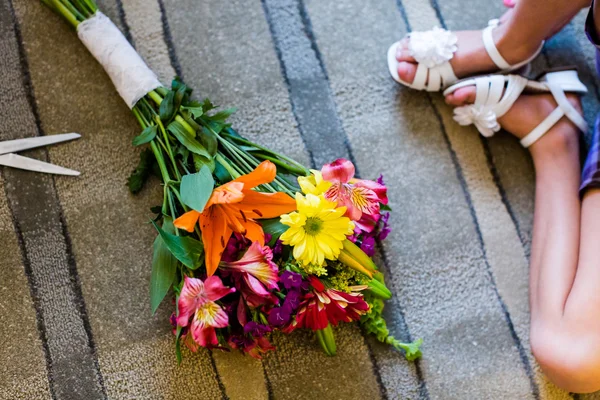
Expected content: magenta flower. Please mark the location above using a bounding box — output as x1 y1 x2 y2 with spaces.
321 159 385 230
221 241 280 307
177 275 235 348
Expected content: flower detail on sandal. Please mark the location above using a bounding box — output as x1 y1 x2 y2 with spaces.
408 27 458 69
453 105 501 138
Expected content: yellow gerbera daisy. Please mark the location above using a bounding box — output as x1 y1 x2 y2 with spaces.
280 193 355 266
297 170 332 195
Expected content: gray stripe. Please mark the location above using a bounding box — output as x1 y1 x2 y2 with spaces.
260 0 351 168
260 0 427 398
1 1 105 398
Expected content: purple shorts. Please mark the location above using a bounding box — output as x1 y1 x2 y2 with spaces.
581 6 600 194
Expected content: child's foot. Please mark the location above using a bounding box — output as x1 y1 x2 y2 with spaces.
445 85 583 151
395 15 541 87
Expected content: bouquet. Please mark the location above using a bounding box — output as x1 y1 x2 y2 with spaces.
41 0 422 361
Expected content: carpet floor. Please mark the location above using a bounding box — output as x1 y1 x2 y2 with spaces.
1 0 599 399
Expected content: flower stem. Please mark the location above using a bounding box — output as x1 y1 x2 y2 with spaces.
49 0 80 28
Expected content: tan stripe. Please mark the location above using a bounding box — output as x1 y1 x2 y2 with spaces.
120 0 176 84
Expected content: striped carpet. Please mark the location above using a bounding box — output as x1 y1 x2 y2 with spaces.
1 0 599 398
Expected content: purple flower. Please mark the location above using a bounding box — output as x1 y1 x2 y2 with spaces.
376 174 385 186
360 236 376 257
378 212 391 241
272 240 283 257
283 289 301 310
267 302 293 327
243 321 272 337
280 271 303 290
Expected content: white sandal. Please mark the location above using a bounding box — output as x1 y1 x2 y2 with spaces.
442 69 588 147
387 19 543 92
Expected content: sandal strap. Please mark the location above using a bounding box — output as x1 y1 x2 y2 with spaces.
413 62 458 92
520 82 588 147
482 19 511 70
453 75 528 137
398 26 458 91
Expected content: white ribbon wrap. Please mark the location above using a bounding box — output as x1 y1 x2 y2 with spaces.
77 12 161 108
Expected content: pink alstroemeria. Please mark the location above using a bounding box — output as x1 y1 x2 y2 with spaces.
321 159 387 231
221 241 279 307
177 275 235 348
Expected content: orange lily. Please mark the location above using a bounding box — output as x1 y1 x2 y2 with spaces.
174 161 296 276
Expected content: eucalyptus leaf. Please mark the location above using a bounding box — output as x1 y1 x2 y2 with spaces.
180 166 214 212
132 125 158 146
151 220 204 269
167 120 212 159
150 217 178 314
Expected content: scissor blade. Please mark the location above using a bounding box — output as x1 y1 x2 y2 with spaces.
0 153 80 176
0 133 81 156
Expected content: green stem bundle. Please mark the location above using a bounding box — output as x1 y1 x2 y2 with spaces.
42 0 309 224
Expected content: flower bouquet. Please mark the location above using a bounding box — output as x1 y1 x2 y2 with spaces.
41 0 422 361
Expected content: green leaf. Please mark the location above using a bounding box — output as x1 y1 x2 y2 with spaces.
214 160 232 183
180 166 214 212
128 149 155 194
171 77 191 95
151 220 205 269
167 120 212 159
260 218 289 246
173 83 187 113
380 204 392 211
181 111 202 132
201 98 216 112
182 105 204 119
150 217 178 314
206 107 236 123
222 127 244 139
132 125 158 146
193 153 216 173
159 90 176 122
200 108 236 134
198 127 218 156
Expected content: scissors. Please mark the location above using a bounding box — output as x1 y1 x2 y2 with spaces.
0 133 80 176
